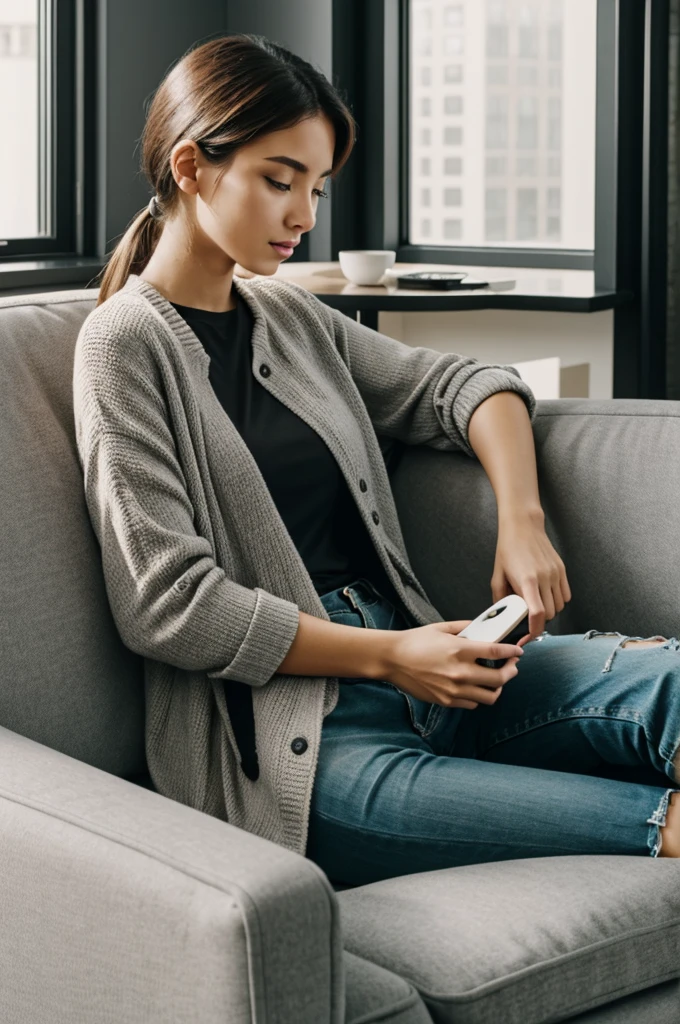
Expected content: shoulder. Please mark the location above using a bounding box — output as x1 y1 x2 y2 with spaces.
75 289 164 371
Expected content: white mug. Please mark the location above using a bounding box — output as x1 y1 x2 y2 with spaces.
338 250 396 285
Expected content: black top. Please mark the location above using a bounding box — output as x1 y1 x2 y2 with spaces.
170 291 402 780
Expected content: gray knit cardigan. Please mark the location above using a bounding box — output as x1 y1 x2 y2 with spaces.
72 271 536 856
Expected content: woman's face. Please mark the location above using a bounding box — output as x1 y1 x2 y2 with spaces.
170 114 336 275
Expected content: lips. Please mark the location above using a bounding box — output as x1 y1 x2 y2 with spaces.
269 243 295 258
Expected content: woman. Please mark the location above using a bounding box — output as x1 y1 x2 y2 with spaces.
74 34 680 888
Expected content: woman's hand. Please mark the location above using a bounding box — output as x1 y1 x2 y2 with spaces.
491 511 572 642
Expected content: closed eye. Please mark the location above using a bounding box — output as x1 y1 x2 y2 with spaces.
265 176 329 199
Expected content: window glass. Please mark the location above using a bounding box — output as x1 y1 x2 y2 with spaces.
408 0 596 249
0 0 39 239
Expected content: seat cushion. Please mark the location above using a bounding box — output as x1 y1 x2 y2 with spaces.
344 950 432 1023
337 855 680 1024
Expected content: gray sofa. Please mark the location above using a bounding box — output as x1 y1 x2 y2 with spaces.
1 285 679 1024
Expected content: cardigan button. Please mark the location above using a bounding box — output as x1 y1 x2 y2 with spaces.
259 363 271 377
371 510 380 525
291 737 308 755
359 478 368 492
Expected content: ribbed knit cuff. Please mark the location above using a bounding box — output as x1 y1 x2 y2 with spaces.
206 588 301 687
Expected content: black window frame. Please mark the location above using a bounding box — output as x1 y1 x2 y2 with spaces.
0 0 92 262
332 0 661 279
331 0 670 398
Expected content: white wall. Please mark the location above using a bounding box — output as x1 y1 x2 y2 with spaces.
379 308 613 399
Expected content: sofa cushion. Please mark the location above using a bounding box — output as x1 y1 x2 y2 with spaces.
337 855 680 1024
344 950 433 1024
0 289 146 779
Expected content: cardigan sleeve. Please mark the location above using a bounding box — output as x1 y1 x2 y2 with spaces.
325 303 537 458
72 313 300 686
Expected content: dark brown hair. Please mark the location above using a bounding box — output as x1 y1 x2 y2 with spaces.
94 34 356 306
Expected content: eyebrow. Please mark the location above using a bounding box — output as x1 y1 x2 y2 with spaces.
264 155 333 178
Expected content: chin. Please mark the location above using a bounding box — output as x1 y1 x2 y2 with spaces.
233 264 261 280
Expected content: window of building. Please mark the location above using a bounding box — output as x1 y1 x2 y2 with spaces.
420 127 432 145
517 65 538 87
444 187 462 205
486 188 507 240
443 218 463 239
421 218 432 236
444 33 464 55
517 95 539 149
517 155 538 176
421 187 431 206
486 155 507 176
517 187 538 239
444 95 463 115
420 96 432 116
487 64 508 85
444 125 463 145
444 156 463 174
444 63 463 82
486 94 508 148
420 157 432 175
548 95 561 150
420 65 432 86
444 5 464 26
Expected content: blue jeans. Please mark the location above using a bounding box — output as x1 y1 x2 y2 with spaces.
305 577 680 888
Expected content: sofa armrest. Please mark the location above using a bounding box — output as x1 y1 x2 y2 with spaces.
0 725 344 1024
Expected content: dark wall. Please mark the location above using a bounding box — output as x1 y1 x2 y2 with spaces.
224 0 334 263
97 0 229 258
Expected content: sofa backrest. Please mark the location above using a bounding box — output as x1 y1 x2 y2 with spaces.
3 284 679 780
0 288 146 780
392 398 680 638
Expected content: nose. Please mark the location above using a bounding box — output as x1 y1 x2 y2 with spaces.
288 193 317 235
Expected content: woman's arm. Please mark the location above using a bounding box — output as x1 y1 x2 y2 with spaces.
467 390 572 638
467 390 543 522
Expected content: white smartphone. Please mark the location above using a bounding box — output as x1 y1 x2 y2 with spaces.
457 594 529 668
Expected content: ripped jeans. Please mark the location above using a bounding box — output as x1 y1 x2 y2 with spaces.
305 577 680 889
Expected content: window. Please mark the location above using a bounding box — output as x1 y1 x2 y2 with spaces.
420 96 432 116
548 95 561 150
420 65 432 85
420 157 432 174
0 0 79 258
486 188 507 240
408 0 596 252
517 187 538 239
444 33 464 55
444 187 462 205
443 218 463 239
517 155 538 176
444 63 463 82
421 187 431 206
486 155 506 176
444 4 464 26
517 96 539 149
421 218 432 236
420 127 432 145
487 64 508 85
444 95 463 115
518 3 539 58
486 94 508 148
517 65 538 86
